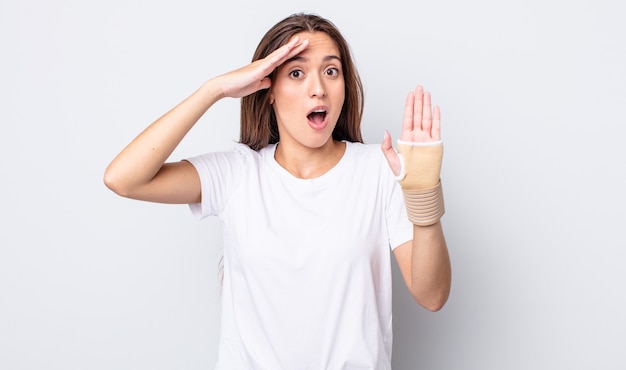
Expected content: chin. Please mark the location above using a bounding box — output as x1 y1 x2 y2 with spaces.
308 130 337 148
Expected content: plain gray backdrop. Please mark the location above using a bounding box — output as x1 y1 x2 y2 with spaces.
1 0 625 369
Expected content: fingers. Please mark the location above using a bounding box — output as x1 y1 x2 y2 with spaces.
381 130 401 176
219 37 309 98
250 36 308 91
414 85 424 132
432 105 441 141
264 36 309 71
400 91 415 141
421 91 432 134
401 85 441 142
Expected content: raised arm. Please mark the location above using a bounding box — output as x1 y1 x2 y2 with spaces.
382 85 451 311
104 36 310 204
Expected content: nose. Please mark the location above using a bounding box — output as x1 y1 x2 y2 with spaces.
309 74 327 98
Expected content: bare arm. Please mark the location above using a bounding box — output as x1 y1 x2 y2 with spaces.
393 224 451 312
103 36 310 204
103 81 222 204
382 86 452 311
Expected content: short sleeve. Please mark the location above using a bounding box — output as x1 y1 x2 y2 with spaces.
384 165 414 250
185 145 250 219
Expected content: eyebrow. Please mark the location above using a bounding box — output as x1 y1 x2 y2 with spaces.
284 55 342 65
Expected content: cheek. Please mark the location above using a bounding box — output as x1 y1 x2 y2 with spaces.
334 87 346 113
272 98 300 123
332 80 346 101
271 84 298 106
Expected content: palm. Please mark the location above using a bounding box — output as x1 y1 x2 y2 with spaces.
400 85 441 142
220 36 309 99
382 85 441 176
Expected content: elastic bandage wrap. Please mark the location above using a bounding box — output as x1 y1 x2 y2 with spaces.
396 140 445 226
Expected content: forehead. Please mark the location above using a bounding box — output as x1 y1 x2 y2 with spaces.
293 31 341 59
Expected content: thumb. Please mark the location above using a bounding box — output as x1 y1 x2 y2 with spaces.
381 130 401 176
257 76 272 91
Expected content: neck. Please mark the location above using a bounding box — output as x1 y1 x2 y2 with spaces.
274 139 346 179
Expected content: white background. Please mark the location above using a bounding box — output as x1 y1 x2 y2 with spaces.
1 0 625 369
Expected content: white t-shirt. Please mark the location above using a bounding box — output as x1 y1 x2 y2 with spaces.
187 141 413 370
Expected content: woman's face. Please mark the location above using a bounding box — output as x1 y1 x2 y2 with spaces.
270 31 345 151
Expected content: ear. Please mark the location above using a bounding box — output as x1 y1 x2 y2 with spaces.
269 93 275 105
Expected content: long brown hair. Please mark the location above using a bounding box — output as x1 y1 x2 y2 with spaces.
240 13 364 151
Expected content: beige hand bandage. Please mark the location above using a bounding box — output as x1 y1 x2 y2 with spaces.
396 140 445 226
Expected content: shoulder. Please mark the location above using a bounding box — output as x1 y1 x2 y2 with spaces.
343 141 398 184
188 143 262 168
344 141 386 165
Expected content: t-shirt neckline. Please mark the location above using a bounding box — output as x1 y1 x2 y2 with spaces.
263 141 354 187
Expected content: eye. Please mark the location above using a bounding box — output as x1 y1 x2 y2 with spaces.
289 69 303 79
325 67 340 78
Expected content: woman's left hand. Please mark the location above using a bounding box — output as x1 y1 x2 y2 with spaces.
381 85 441 176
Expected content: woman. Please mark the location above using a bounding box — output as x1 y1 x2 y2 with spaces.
104 13 451 370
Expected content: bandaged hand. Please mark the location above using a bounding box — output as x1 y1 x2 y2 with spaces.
381 86 445 226
396 140 443 189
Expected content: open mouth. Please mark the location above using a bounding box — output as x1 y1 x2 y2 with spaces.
307 109 327 125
